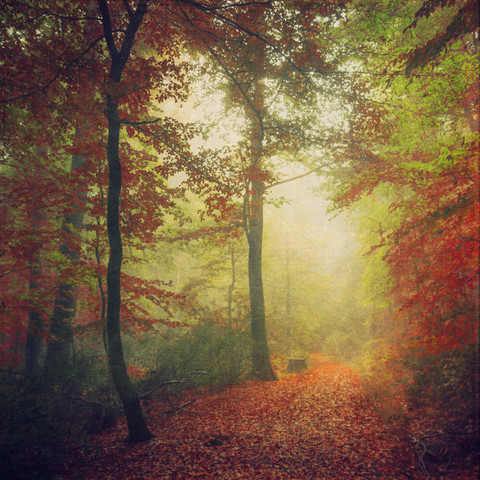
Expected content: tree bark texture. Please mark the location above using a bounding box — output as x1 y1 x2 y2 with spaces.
247 180 277 381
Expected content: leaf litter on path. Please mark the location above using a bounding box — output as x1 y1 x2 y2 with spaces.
55 354 472 479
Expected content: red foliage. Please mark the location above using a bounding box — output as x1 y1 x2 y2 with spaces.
401 0 479 74
0 1 207 363
126 365 145 380
385 143 480 354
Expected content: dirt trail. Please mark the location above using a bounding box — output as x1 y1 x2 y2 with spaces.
59 355 422 479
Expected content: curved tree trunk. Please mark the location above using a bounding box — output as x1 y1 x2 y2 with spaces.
98 0 153 443
105 97 153 442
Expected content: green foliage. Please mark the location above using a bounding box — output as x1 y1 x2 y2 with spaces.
170 323 250 388
355 341 411 422
130 321 251 390
323 330 365 364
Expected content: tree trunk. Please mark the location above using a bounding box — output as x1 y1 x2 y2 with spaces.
25 200 44 371
247 180 277 380
46 153 85 365
244 32 277 381
227 245 235 328
25 310 42 371
46 3 97 364
97 0 152 443
25 245 43 370
105 96 153 443
285 233 292 358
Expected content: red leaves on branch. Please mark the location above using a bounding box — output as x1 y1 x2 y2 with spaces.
401 0 479 74
385 143 479 354
0 1 204 363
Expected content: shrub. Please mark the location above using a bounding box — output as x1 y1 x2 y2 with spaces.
0 356 107 480
151 321 251 389
403 344 479 418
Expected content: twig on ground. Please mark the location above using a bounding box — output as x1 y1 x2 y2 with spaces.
410 435 432 479
162 399 197 417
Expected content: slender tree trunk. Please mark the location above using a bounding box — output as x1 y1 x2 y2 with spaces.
98 0 152 443
104 95 153 443
285 233 291 358
46 153 85 365
95 211 108 355
25 208 43 371
227 245 235 328
25 184 45 371
25 273 43 371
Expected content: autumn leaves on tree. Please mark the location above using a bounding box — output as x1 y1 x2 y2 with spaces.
324 0 479 429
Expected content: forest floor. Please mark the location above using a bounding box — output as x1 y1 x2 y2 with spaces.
55 354 478 480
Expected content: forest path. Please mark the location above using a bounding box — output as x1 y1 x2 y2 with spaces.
62 354 421 479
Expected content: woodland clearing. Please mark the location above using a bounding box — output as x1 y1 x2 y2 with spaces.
54 354 478 480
